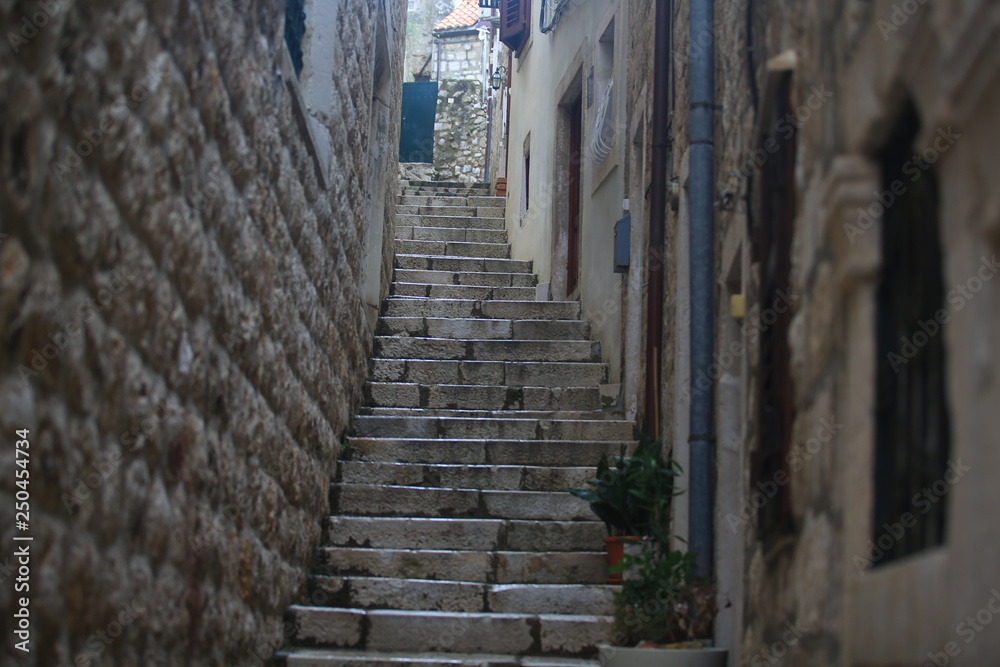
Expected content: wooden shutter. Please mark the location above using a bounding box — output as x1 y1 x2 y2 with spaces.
499 0 530 52
752 71 797 539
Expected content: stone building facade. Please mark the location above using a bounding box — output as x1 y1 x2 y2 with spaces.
628 0 1000 665
428 0 490 183
0 0 404 664
492 0 1000 664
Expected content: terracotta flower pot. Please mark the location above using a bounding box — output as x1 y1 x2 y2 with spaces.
604 536 641 583
495 177 507 197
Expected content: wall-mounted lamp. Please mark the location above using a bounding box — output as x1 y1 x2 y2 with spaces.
490 65 509 91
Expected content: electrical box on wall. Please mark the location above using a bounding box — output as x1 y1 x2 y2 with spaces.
614 213 630 273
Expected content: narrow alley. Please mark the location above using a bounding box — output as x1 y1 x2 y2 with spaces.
1 0 999 666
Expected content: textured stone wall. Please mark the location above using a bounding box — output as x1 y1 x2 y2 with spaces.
626 1 1000 665
432 34 488 182
405 0 456 81
0 0 404 664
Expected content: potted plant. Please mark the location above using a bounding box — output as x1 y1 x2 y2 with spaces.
598 544 727 666
567 434 680 582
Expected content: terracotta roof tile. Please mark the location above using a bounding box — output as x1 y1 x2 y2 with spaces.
434 0 481 31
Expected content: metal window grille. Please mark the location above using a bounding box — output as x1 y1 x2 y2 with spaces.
873 98 951 564
540 0 572 33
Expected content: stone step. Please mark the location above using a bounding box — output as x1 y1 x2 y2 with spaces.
393 269 536 288
288 607 612 656
373 337 600 363
308 577 616 615
378 317 590 340
318 547 609 585
369 359 608 387
382 299 580 320
350 414 634 440
389 283 537 300
395 226 508 244
360 408 614 418
395 254 532 273
281 648 597 666
332 485 597 521
324 516 606 552
395 239 512 259
337 461 596 492
406 180 490 189
400 185 492 194
365 383 601 411
395 205 506 218
344 438 634 466
401 188 497 198
397 195 506 208
397 214 506 230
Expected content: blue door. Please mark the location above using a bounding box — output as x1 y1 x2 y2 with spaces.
399 81 438 163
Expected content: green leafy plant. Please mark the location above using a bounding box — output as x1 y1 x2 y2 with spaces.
567 432 681 539
613 544 718 647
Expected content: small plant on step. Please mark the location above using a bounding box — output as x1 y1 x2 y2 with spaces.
566 431 681 539
612 544 719 648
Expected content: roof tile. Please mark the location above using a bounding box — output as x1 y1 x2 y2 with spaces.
434 0 481 31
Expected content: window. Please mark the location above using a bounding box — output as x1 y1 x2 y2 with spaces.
520 137 530 220
499 0 530 52
589 19 615 164
752 71 797 539
540 0 572 32
872 98 951 564
284 0 307 77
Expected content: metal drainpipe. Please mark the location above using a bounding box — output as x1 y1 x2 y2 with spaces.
643 0 671 439
688 0 716 579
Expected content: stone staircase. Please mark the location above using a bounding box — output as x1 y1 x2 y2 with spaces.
276 180 637 666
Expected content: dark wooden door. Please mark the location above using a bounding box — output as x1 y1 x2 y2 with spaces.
399 82 437 163
567 97 582 295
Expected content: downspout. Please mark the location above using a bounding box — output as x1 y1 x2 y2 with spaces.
642 0 671 438
688 0 716 578
485 91 493 182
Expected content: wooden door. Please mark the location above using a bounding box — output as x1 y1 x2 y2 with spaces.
567 97 582 295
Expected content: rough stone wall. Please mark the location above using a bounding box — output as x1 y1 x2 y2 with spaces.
0 0 403 664
405 0 456 81
432 33 488 182
652 0 1000 665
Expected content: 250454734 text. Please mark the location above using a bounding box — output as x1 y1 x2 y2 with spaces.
13 429 32 653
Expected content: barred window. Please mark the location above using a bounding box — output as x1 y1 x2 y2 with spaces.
873 97 951 564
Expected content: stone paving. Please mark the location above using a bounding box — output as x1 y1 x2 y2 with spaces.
276 181 637 665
